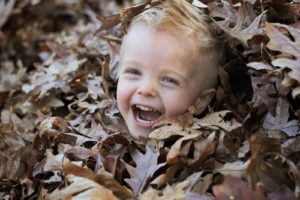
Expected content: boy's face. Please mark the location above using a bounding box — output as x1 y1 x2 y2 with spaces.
117 23 215 140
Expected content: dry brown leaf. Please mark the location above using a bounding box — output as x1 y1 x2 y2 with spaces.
62 162 133 199
262 97 290 136
149 125 201 141
247 135 295 191
282 136 300 156
43 149 71 172
187 172 214 195
208 1 237 28
153 112 194 129
291 86 300 99
96 14 121 33
281 119 300 137
1 0 300 199
216 161 247 178
86 76 105 100
65 146 96 161
150 165 180 188
213 4 265 48
193 110 242 132
0 60 26 93
250 75 280 116
167 133 201 164
48 175 118 200
267 186 297 200
266 22 300 85
120 0 152 33
0 0 16 28
213 175 266 200
140 180 190 200
149 112 196 141
0 121 26 179
247 62 273 71
188 132 217 169
125 145 166 198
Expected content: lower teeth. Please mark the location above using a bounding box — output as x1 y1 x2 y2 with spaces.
137 115 153 124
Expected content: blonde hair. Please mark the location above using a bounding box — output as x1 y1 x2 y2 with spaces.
123 0 224 89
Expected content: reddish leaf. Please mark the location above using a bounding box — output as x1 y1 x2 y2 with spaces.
247 135 295 191
96 14 121 33
213 175 266 200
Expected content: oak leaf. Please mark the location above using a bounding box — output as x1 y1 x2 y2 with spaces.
125 145 166 198
262 97 290 136
213 4 265 48
266 22 300 59
266 22 300 85
149 112 196 140
193 110 242 132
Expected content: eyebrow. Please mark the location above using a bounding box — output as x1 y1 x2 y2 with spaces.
121 60 142 68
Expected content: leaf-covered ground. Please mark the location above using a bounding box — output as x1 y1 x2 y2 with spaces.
0 0 300 199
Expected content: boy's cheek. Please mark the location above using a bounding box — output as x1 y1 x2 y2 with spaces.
164 95 193 116
116 85 130 112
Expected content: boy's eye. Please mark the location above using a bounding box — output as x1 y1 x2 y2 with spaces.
124 68 141 76
161 77 178 85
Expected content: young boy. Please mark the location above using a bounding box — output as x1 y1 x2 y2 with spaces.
117 0 223 140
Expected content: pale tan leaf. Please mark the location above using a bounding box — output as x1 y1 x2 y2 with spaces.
188 132 217 168
216 161 247 178
62 162 133 199
247 62 273 70
292 86 300 99
0 0 16 29
149 126 201 140
193 111 242 132
125 145 165 198
43 149 72 172
266 22 300 84
140 181 190 200
167 133 200 164
215 5 266 48
48 175 118 200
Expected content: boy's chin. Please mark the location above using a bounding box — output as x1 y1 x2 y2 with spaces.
129 127 152 142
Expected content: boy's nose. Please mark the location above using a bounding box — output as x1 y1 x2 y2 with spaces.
137 83 157 97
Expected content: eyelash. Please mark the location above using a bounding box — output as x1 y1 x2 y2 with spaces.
124 68 141 76
161 77 179 85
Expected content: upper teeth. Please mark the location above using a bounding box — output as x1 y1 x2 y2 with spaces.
136 105 157 112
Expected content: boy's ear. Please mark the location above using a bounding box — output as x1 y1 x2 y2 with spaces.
193 88 216 115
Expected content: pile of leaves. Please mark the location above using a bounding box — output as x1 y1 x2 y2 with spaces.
0 0 300 199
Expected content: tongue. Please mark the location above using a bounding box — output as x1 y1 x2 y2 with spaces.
138 110 161 121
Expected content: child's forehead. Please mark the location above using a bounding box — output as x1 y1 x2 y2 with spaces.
124 22 199 54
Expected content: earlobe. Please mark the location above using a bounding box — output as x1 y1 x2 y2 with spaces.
194 88 216 115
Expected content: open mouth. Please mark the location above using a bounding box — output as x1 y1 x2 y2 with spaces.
132 104 162 126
